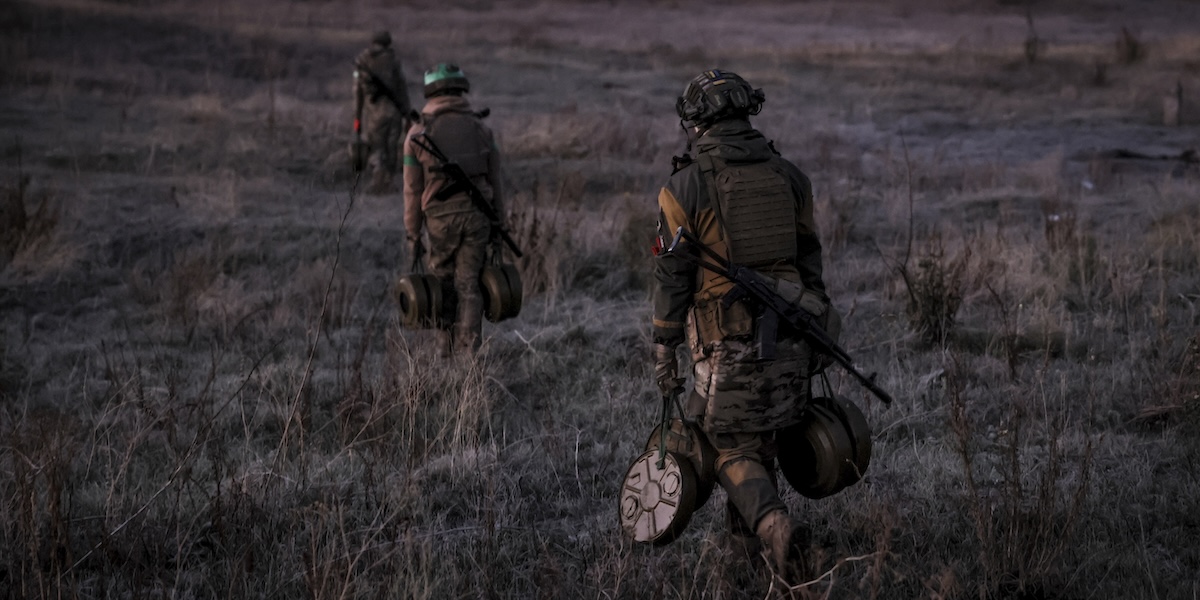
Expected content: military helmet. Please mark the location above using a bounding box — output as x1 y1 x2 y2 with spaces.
424 63 470 98
371 30 392 47
675 69 765 127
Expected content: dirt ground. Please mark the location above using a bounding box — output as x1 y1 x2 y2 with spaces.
2 0 1199 598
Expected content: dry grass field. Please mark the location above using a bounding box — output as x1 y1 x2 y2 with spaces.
2 0 1199 598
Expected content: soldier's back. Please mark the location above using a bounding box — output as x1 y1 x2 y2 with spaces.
357 47 402 90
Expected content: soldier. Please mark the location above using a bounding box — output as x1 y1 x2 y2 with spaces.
403 64 503 357
353 30 413 194
650 69 831 581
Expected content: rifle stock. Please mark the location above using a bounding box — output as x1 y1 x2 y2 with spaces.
664 227 893 405
411 134 523 258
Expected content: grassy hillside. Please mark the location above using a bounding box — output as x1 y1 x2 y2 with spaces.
2 1 1198 598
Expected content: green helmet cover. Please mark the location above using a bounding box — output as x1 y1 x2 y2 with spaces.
424 63 470 97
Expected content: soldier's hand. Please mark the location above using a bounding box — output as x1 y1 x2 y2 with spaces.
653 343 685 397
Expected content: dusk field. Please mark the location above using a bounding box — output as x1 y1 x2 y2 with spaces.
2 1 1198 598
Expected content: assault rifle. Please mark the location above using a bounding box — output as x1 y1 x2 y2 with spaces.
664 226 893 405
410 133 523 258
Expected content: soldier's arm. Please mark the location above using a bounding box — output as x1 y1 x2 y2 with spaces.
484 131 504 222
402 133 425 239
392 62 412 115
652 186 693 346
788 164 827 297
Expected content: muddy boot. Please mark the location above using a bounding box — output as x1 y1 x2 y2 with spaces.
723 501 761 560
756 510 810 584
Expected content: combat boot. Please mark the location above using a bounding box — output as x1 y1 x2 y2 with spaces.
755 510 810 584
723 502 761 560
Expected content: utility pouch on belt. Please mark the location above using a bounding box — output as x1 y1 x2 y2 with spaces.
766 274 843 369
718 300 754 339
691 298 754 349
769 276 827 318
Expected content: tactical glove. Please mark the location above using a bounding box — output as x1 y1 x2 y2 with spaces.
653 343 685 397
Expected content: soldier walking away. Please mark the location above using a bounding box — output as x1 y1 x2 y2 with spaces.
650 69 833 584
403 63 505 357
353 30 413 194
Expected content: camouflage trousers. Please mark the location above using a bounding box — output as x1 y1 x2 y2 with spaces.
426 209 490 355
709 431 786 535
364 102 407 184
687 335 813 433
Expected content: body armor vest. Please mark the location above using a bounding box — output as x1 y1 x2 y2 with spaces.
702 154 797 269
420 110 492 218
710 162 796 270
423 112 490 181
687 152 801 347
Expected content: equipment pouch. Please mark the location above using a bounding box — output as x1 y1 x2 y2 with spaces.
765 275 827 318
685 306 707 363
770 276 805 306
798 288 827 318
691 301 721 350
717 299 754 340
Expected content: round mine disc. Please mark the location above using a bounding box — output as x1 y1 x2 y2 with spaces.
618 450 698 545
777 402 854 499
395 274 441 329
395 275 429 328
809 403 859 493
822 396 872 487
644 419 717 508
480 265 521 323
499 264 523 320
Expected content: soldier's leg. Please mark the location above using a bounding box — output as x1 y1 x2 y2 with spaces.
425 216 462 357
378 117 400 178
451 212 491 354
711 431 808 580
364 109 393 193
711 432 785 533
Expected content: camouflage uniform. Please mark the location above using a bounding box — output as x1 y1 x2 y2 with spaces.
354 35 412 193
652 116 828 546
403 94 502 355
